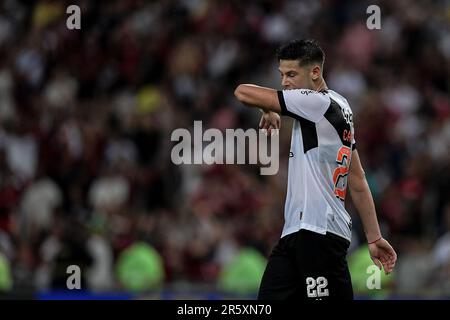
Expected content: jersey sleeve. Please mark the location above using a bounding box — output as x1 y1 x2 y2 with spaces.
277 89 330 123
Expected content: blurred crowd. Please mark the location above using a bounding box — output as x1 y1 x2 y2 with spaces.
0 0 449 297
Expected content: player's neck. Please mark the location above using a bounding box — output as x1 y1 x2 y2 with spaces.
313 77 328 92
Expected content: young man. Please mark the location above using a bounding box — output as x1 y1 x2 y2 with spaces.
234 39 397 300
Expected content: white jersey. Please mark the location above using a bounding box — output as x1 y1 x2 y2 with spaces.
278 89 356 242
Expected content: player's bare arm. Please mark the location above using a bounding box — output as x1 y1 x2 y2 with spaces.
348 149 397 274
234 84 282 114
234 84 282 133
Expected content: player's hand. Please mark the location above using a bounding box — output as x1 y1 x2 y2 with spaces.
259 110 280 135
368 238 397 275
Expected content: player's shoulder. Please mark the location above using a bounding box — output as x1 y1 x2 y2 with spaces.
284 88 329 97
281 88 331 108
325 89 347 101
326 89 352 109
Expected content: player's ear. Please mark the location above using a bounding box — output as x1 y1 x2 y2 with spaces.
311 65 321 81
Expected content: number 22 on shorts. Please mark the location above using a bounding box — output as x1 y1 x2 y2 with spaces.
306 276 329 298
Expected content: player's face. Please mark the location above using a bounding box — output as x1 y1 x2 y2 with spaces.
278 59 314 90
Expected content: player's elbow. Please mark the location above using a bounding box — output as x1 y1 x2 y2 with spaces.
349 183 364 195
234 84 278 112
234 84 247 103
348 173 367 194
234 84 256 108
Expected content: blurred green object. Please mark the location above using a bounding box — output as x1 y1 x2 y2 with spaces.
348 244 394 299
33 2 63 29
0 252 12 291
137 85 160 114
116 242 165 292
218 248 267 295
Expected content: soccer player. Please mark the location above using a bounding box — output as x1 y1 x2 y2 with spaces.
234 39 397 300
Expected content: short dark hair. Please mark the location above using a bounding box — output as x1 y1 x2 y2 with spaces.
276 39 325 67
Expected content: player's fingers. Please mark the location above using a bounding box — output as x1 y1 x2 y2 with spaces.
384 251 396 266
388 255 396 264
383 254 396 269
371 257 383 270
388 262 395 272
391 250 398 262
382 262 390 274
389 259 396 269
379 253 389 263
379 257 391 274
381 247 395 260
271 127 279 136
384 266 391 275
259 117 266 129
384 244 397 261
272 117 279 129
384 258 396 274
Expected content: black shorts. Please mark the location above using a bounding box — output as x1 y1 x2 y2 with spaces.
258 229 353 300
